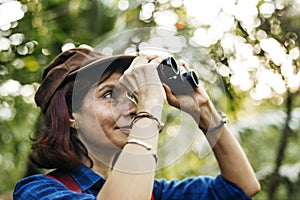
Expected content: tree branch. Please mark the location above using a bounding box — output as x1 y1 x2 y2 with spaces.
268 91 293 200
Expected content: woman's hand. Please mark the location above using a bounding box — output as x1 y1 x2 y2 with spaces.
164 63 261 197
163 61 210 123
101 56 165 200
119 55 166 117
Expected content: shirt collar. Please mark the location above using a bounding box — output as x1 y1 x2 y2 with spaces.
70 164 106 192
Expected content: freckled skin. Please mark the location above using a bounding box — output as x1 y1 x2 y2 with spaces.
73 70 136 160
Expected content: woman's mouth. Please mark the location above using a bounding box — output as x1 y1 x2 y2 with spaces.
118 126 131 135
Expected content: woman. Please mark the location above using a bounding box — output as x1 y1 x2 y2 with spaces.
13 48 260 199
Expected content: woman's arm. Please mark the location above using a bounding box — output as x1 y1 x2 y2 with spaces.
98 119 160 200
164 83 260 198
198 101 260 197
97 56 165 200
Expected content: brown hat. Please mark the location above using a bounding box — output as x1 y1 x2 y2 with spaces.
35 48 135 112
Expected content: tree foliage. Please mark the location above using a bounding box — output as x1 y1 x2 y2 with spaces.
0 0 300 199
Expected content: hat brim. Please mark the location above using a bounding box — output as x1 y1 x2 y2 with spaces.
68 55 137 77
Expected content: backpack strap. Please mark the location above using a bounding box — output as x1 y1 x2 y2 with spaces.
46 170 155 199
46 171 82 194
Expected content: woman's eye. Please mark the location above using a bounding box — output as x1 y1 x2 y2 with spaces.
103 91 114 99
126 92 137 104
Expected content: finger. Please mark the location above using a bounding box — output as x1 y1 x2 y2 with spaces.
162 83 172 96
177 60 190 71
134 54 160 63
129 55 149 68
144 54 159 60
149 56 164 67
163 83 179 107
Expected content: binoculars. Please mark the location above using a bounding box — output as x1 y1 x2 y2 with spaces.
157 57 199 95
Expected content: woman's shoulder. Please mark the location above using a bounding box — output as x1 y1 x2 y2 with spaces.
13 173 96 200
13 174 65 199
15 173 53 189
13 166 102 200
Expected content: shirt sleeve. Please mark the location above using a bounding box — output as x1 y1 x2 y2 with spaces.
13 175 96 200
153 174 252 200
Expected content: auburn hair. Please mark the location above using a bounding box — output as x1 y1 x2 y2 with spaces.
30 60 130 171
29 79 92 171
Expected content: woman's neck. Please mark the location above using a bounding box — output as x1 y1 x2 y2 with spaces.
89 153 111 179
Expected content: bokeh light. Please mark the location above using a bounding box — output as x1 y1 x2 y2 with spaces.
0 1 25 31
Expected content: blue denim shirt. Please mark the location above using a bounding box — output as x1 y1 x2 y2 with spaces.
13 164 251 200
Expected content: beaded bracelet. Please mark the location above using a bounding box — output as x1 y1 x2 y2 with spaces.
201 112 228 133
130 111 164 132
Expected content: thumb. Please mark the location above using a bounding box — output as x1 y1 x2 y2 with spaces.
163 83 179 107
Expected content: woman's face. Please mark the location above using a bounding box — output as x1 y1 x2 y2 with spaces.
73 69 137 157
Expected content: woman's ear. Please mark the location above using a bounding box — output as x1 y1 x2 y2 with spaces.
69 113 79 129
69 118 77 129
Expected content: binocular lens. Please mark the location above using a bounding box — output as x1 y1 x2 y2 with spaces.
182 71 199 88
165 57 179 74
159 57 179 76
157 57 199 95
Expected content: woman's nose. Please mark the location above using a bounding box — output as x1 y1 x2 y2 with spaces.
121 95 137 117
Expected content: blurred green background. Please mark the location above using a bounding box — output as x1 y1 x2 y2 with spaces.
0 0 300 199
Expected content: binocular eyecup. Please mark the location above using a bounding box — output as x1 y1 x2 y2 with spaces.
157 57 199 95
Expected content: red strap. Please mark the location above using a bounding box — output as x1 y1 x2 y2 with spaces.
46 171 82 194
47 171 155 199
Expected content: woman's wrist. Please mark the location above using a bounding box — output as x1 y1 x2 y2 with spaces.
198 101 224 132
137 101 164 120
